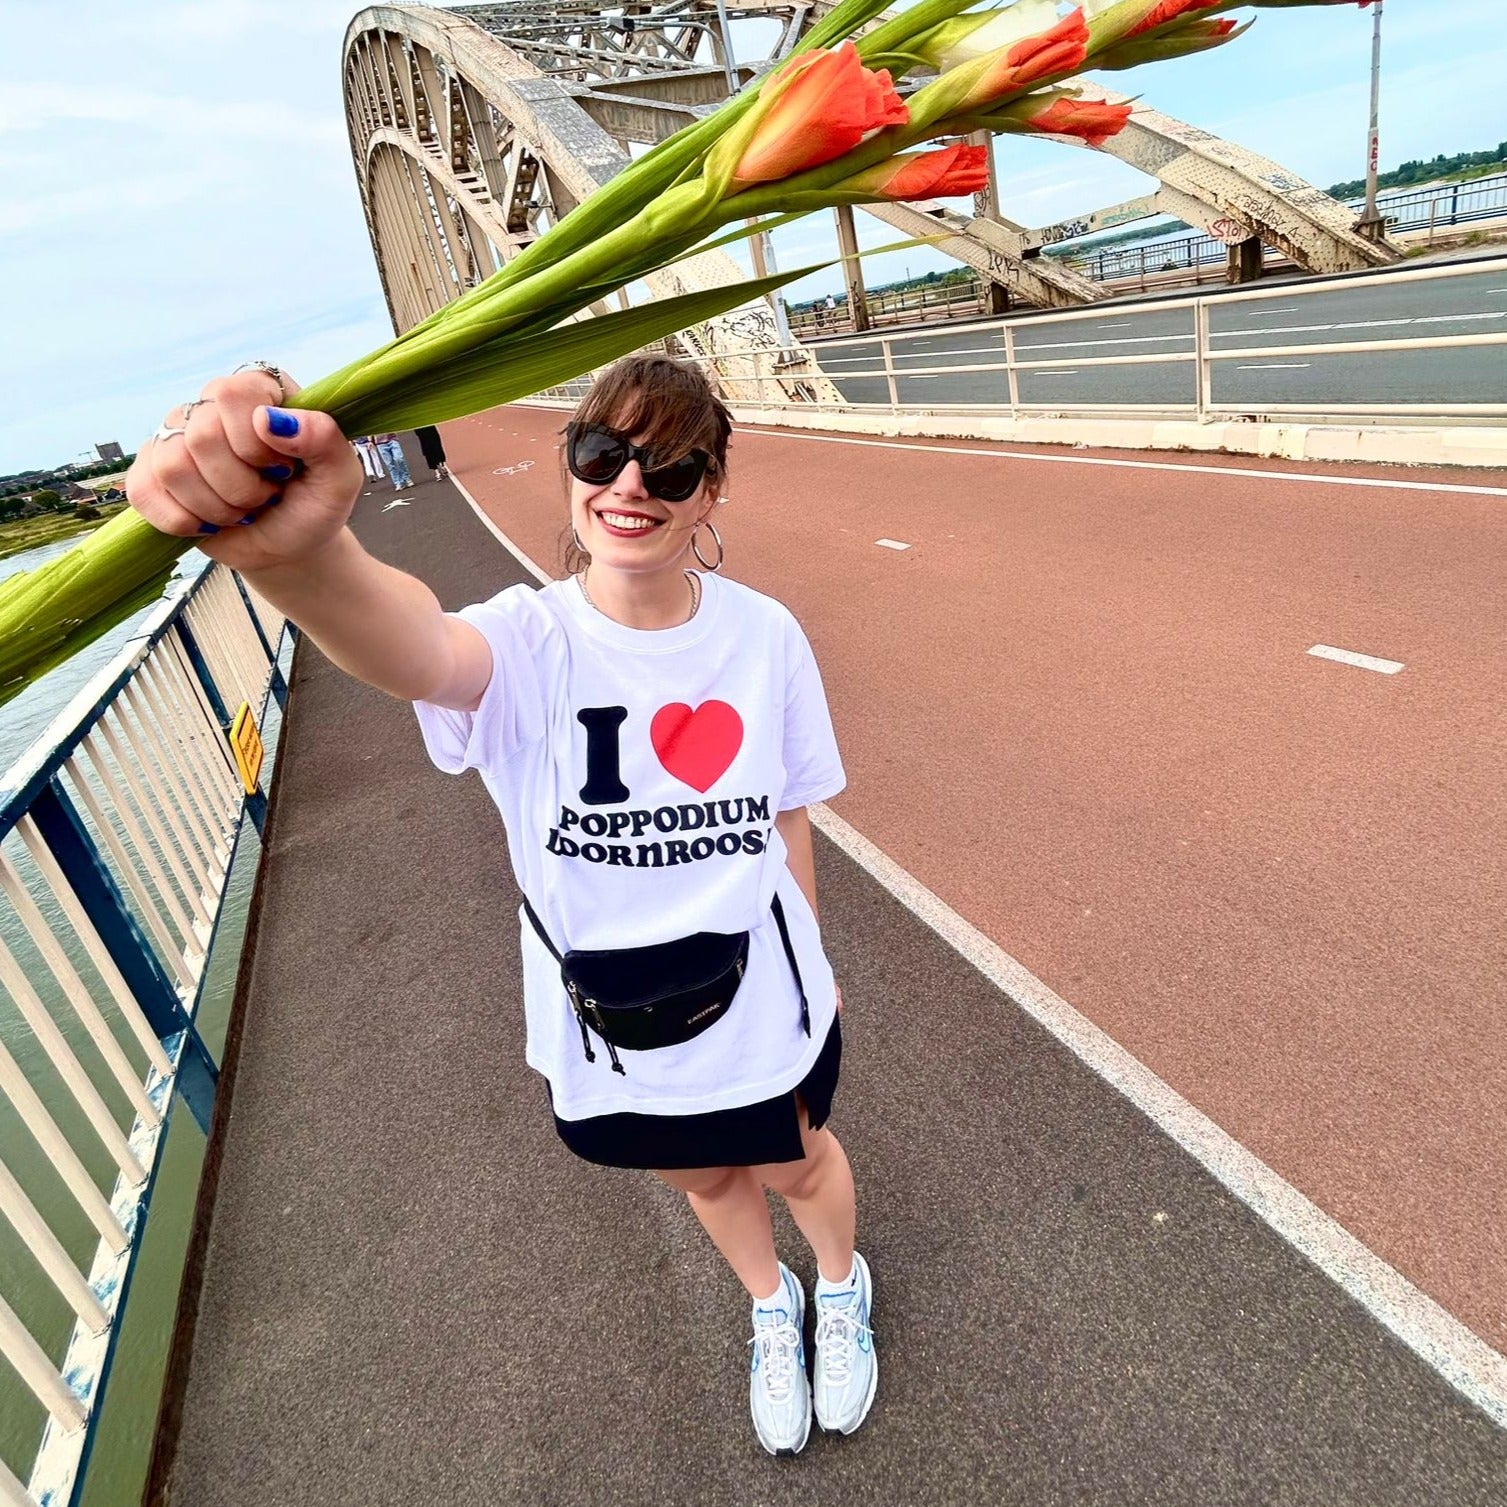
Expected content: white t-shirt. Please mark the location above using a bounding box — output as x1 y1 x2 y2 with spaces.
412 570 846 1121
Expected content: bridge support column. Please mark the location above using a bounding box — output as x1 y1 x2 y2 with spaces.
969 131 1012 316
1228 236 1265 285
834 205 870 333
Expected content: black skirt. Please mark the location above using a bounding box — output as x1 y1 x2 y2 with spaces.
549 1013 842 1170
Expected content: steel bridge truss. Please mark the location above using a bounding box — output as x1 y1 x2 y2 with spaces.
341 1 1400 389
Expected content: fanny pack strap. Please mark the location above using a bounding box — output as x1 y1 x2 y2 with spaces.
521 894 605 1068
768 894 811 1038
521 891 813 1053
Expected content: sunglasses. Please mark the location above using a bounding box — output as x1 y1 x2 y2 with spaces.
565 421 711 503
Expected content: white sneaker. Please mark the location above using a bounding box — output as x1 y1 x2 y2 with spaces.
748 1263 812 1456
813 1251 877 1434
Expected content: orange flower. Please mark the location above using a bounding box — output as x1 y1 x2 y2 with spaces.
1092 14 1245 69
834 143 990 202
908 8 1091 131
1125 0 1224 36
703 42 908 197
983 8 1092 93
1019 96 1134 148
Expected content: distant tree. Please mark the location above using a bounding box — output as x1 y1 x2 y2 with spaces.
29 488 63 511
73 503 102 521
18 500 49 519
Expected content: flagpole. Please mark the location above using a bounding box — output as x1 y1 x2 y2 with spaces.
1359 0 1386 240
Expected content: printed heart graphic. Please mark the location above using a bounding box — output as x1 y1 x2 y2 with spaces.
650 701 743 793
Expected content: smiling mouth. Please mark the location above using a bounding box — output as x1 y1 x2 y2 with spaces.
595 509 666 533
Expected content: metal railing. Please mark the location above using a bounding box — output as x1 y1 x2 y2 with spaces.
684 256 1507 424
0 562 290 1507
1060 172 1507 289
787 282 989 338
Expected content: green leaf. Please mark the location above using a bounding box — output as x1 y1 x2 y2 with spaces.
329 266 819 436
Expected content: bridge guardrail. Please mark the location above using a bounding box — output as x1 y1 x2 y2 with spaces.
697 256 1507 423
0 562 290 1507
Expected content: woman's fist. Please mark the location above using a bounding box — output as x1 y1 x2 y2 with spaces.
124 368 365 573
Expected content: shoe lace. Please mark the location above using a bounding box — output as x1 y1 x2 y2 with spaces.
814 1297 872 1387
748 1319 802 1404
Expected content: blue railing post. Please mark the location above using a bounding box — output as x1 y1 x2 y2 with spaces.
28 779 218 1133
175 616 232 733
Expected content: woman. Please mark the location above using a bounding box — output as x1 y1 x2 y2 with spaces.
370 431 412 489
415 423 450 481
123 355 875 1458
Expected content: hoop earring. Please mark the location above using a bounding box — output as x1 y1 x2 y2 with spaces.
571 525 585 552
691 519 725 572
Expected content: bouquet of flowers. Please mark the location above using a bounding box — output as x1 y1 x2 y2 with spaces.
0 0 1361 705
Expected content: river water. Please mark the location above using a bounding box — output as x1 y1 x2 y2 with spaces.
0 536 285 1502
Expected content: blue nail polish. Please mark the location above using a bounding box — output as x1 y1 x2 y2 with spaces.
259 463 294 481
238 514 256 525
265 408 299 438
198 522 220 535
265 492 283 506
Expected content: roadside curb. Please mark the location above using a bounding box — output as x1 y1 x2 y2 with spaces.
728 406 1507 471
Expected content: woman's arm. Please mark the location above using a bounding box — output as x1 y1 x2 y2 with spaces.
775 805 843 1013
775 806 819 921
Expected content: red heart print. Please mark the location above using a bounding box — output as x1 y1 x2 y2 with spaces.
650 701 744 793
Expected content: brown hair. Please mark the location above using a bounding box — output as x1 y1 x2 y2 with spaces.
560 354 732 575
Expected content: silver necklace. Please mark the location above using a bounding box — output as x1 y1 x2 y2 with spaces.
578 567 700 623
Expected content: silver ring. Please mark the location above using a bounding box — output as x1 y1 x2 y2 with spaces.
234 360 287 401
181 398 215 422
153 424 187 442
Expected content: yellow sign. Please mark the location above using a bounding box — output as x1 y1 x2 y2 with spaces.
228 702 264 795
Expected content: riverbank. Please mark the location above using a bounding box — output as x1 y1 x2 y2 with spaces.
0 502 127 561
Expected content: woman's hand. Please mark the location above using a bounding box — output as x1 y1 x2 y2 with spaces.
124 368 365 574
835 984 844 1016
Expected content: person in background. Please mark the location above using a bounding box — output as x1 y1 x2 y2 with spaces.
415 424 450 482
372 432 412 490
354 436 384 481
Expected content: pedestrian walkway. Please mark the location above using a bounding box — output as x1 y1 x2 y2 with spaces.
154 441 1507 1506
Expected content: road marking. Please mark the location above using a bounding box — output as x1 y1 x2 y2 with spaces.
1309 644 1404 674
1033 370 1081 376
874 538 910 550
1237 362 1312 370
745 429 1507 498
1236 306 1300 316
1013 331 1190 354
451 459 1507 1430
806 804 1507 1431
1211 311 1506 340
894 345 1003 360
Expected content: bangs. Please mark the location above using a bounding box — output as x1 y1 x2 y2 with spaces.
573 355 731 476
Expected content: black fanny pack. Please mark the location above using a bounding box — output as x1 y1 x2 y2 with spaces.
522 894 810 1076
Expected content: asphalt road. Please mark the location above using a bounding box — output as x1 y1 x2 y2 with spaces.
809 261 1507 413
160 448 1507 1506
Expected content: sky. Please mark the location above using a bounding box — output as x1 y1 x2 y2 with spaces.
0 0 1501 475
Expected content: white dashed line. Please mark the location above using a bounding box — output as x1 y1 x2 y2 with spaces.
875 538 910 550
1238 362 1312 370
1308 644 1405 674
